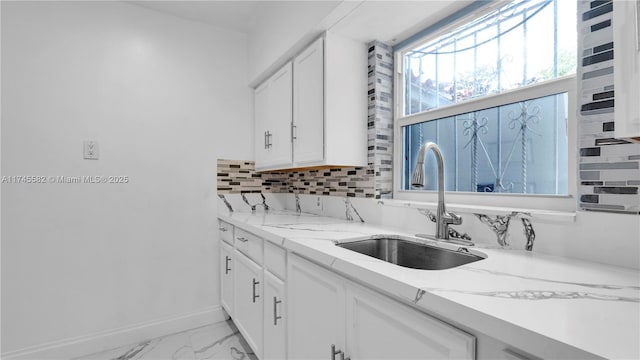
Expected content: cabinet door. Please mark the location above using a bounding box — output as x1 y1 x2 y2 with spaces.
345 284 476 360
263 271 286 360
254 81 270 168
255 62 293 171
234 250 263 358
267 62 293 168
220 241 234 316
293 37 325 166
287 254 345 360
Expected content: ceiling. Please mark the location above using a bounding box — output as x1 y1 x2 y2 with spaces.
330 1 474 45
129 1 268 33
128 1 473 45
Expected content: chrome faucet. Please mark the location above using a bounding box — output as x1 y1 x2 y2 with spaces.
411 142 462 240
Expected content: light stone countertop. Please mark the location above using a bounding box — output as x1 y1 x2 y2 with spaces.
219 210 640 360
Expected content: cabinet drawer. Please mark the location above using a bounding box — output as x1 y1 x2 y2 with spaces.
235 228 263 264
218 220 234 244
264 241 286 279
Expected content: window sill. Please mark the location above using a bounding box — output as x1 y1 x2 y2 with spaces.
380 198 577 223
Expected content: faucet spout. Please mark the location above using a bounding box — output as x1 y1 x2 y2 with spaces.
411 142 462 240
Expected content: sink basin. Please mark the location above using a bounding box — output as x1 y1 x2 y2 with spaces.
336 236 485 270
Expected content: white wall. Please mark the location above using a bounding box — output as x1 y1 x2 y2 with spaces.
248 1 341 84
534 211 640 269
1 1 252 357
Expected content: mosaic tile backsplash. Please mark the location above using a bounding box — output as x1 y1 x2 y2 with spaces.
577 0 640 214
217 159 285 194
368 41 394 199
217 159 376 198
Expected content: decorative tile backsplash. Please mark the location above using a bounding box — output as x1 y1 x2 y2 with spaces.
368 41 394 199
217 159 285 193
278 166 376 197
217 159 376 198
577 0 640 214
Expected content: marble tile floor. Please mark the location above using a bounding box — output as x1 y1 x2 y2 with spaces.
73 320 257 360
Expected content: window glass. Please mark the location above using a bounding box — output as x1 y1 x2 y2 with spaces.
403 93 569 195
403 0 576 115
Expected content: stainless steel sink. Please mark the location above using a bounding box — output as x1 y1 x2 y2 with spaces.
336 236 485 270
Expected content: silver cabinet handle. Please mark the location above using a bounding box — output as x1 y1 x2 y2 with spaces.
273 296 282 326
291 122 297 142
252 278 260 303
224 256 231 275
237 237 249 243
218 227 228 232
331 345 343 360
265 131 272 149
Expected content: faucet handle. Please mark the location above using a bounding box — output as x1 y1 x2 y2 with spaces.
445 212 463 225
452 212 462 225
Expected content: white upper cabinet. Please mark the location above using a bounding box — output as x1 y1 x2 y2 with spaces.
254 32 367 171
613 0 640 142
321 32 368 168
254 62 294 171
254 81 270 168
293 37 325 166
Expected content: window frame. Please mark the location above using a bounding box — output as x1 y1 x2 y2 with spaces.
392 1 577 213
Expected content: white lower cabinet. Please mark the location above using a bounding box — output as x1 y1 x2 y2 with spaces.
287 254 346 360
345 284 475 360
263 271 286 360
234 250 264 359
287 254 476 360
219 227 287 360
220 241 234 316
221 221 590 360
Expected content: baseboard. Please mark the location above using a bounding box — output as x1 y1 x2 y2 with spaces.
1 306 228 360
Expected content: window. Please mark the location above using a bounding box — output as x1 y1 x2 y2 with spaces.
403 92 569 194
395 0 577 209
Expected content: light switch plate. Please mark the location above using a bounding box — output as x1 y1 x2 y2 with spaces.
83 141 99 160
